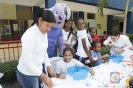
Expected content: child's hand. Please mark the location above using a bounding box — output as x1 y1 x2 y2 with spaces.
129 46 133 50
90 68 95 76
58 74 66 79
103 54 109 58
72 35 77 40
88 37 91 42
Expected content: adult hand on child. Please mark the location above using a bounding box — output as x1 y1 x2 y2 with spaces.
58 74 66 79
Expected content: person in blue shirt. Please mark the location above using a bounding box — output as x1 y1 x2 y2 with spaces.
91 41 109 67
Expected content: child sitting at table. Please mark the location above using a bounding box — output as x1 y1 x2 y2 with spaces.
91 41 109 67
55 47 95 79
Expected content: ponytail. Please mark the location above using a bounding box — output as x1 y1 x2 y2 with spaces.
30 10 55 27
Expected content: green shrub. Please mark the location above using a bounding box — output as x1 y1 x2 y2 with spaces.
100 46 111 55
0 60 18 84
126 34 133 41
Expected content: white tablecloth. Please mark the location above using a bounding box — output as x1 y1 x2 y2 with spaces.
51 62 133 88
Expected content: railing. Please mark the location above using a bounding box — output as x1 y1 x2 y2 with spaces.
0 40 21 63
0 36 108 63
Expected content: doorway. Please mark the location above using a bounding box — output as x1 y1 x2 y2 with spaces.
119 22 123 32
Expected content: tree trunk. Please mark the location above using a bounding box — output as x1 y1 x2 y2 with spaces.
123 0 129 34
123 13 127 34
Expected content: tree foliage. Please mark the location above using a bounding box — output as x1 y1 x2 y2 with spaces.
97 0 108 16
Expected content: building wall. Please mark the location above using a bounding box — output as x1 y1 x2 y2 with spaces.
1 3 16 19
0 3 33 20
0 3 33 60
113 19 124 31
84 12 107 35
95 14 107 35
28 20 34 28
16 7 33 20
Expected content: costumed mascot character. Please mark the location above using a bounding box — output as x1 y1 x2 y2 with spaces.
46 3 71 58
42 3 71 76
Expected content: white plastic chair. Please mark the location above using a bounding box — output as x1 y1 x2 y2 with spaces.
45 57 63 75
50 57 64 71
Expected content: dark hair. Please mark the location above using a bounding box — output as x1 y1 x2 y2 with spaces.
89 27 97 35
31 10 55 26
103 31 106 34
91 41 101 48
74 17 83 26
63 47 74 56
63 18 75 41
109 30 120 36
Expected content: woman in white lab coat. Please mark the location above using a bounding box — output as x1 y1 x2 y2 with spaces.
103 30 132 55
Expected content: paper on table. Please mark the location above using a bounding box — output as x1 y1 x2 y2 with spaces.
51 78 62 87
100 67 112 76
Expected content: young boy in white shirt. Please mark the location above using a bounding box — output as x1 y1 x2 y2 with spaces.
74 17 102 67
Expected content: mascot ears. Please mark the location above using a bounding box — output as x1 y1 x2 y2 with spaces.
64 6 71 20
45 2 71 28
60 3 71 20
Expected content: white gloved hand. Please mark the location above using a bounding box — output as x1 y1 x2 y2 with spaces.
85 60 90 64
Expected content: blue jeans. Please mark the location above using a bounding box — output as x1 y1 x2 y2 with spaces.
16 69 44 88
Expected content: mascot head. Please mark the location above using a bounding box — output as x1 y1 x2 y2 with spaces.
47 3 71 28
